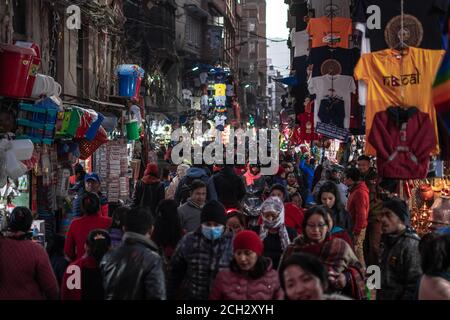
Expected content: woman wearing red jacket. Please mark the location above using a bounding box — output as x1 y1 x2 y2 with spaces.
209 230 284 300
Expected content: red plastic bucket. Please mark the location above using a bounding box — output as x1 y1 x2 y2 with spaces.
15 42 41 97
0 44 35 98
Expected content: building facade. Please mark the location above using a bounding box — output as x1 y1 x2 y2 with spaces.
238 0 267 124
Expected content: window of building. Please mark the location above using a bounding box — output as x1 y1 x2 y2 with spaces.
13 0 27 39
186 15 202 48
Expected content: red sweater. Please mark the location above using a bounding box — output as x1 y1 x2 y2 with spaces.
64 214 112 261
284 203 304 235
0 237 59 299
346 182 369 235
61 255 99 300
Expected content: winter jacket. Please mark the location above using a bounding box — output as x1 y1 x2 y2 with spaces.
251 226 297 270
64 214 112 261
346 182 369 236
167 229 234 300
211 166 247 209
178 200 202 233
418 274 450 300
108 227 123 248
0 237 59 300
132 180 165 217
175 167 217 205
368 107 436 179
378 229 422 300
61 255 104 300
100 232 166 300
209 259 284 300
331 206 353 237
299 159 315 204
360 168 384 224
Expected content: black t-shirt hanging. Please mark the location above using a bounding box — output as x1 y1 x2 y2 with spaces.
354 0 449 51
307 47 360 77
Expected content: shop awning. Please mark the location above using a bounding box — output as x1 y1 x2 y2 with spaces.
273 76 298 86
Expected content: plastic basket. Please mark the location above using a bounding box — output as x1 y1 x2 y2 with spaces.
77 126 108 160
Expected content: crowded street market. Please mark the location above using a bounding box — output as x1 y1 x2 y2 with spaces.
0 0 449 309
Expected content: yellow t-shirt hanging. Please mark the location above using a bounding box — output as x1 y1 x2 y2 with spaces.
354 47 445 156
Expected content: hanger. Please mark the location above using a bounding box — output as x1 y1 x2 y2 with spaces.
394 0 408 55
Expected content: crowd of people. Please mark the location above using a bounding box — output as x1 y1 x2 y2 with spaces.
1 152 450 300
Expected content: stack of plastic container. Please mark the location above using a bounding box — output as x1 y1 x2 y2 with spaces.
16 97 59 144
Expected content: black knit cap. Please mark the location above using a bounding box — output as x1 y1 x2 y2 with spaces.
201 200 227 225
383 198 410 226
8 207 33 232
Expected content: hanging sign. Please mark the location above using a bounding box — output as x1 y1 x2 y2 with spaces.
315 122 349 142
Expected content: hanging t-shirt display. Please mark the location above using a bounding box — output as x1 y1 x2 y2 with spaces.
308 74 356 129
214 96 226 107
310 0 351 18
306 17 352 48
294 30 310 57
214 84 226 97
215 114 227 131
354 47 445 155
307 47 359 77
296 100 320 141
354 0 449 52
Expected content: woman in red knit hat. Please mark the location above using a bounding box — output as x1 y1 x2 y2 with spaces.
132 163 165 218
209 230 283 300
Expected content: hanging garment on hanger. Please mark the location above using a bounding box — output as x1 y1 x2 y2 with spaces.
368 107 436 179
310 0 351 18
296 99 320 142
307 46 359 77
354 0 449 52
294 30 310 57
354 47 445 156
308 74 356 129
318 95 346 128
307 17 353 48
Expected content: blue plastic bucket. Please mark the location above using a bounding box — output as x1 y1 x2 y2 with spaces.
116 65 144 97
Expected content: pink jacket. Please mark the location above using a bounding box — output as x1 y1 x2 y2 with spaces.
209 262 284 300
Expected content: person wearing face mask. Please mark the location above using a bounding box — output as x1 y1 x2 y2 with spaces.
209 230 283 300
281 206 367 300
252 197 297 270
168 200 233 300
279 252 351 300
226 210 247 234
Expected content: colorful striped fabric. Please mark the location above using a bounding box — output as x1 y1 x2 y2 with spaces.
433 19 450 160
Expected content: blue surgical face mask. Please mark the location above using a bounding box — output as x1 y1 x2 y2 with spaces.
201 225 224 241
